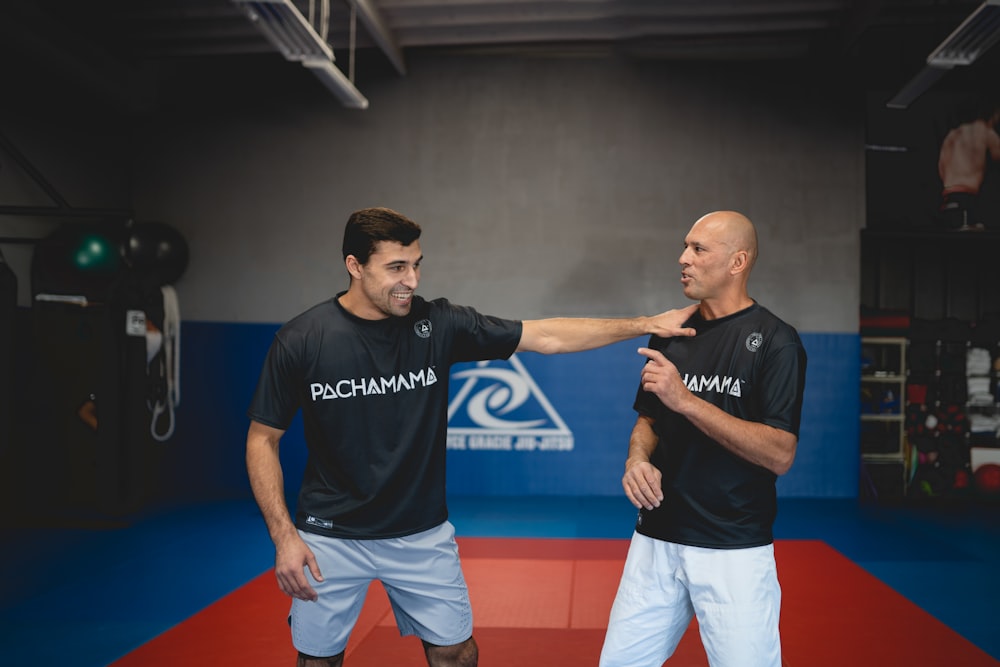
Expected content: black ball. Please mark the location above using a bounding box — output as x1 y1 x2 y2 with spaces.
124 222 189 286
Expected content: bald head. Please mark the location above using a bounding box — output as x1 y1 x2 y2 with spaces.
679 210 758 315
691 210 758 272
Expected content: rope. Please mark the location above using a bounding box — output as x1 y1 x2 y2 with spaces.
150 285 181 442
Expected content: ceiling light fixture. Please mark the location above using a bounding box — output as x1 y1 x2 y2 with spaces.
303 58 368 108
885 66 950 109
887 0 1000 109
885 0 1000 109
927 0 1000 67
232 0 369 109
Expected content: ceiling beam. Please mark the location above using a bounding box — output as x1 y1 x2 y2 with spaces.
348 0 407 74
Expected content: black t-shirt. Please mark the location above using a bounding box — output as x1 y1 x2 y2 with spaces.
633 303 807 549
247 294 521 539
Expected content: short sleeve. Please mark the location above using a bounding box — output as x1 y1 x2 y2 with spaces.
757 336 807 436
247 335 301 430
444 302 522 363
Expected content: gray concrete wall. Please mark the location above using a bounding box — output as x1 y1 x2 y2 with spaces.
3 53 864 332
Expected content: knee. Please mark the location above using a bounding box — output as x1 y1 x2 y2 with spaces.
455 638 478 667
423 636 478 667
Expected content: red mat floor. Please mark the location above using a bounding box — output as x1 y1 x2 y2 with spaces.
111 538 998 666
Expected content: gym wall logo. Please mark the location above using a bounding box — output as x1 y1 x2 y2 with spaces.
446 355 574 452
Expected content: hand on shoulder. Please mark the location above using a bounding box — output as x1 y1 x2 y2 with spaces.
648 304 698 339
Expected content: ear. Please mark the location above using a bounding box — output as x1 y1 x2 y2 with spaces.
730 250 749 275
345 255 364 280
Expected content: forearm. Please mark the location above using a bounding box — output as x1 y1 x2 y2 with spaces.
246 428 299 546
517 304 699 355
625 415 659 469
674 394 797 475
518 317 653 354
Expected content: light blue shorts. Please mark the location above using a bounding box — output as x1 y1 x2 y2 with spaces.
600 532 782 667
290 521 473 658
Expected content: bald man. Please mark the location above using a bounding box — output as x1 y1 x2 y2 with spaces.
600 211 808 667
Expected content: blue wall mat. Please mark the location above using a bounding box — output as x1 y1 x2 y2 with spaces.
777 333 860 498
167 323 859 506
164 321 282 503
445 334 860 497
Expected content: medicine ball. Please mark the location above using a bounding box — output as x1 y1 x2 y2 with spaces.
123 222 189 286
72 232 120 273
32 225 124 299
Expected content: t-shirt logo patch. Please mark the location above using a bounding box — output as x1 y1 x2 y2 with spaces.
305 515 334 529
745 332 763 352
414 319 432 338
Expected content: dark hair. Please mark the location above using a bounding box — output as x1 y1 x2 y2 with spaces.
342 207 422 265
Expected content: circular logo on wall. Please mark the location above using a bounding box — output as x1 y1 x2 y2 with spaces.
745 332 763 352
414 319 432 338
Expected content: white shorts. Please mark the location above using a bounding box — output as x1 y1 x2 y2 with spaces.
600 532 781 667
290 521 473 658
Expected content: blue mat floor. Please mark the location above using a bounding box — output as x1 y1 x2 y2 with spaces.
2 496 999 666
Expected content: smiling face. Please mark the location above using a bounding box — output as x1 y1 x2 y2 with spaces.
343 239 422 320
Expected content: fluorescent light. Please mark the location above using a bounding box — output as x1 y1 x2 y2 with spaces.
885 65 949 109
303 58 369 109
927 0 1000 67
234 0 333 61
886 0 1000 108
232 0 368 109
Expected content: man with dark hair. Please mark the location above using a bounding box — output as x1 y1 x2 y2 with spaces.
600 210 807 667
246 206 699 667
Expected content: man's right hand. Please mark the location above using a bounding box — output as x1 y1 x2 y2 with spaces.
623 459 663 511
274 533 323 601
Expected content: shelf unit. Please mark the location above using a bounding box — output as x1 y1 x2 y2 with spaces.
860 229 1000 502
860 336 909 498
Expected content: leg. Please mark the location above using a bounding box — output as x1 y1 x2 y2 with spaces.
683 544 781 667
290 532 374 660
600 533 694 667
423 636 478 667
938 191 982 230
375 523 476 661
297 651 345 666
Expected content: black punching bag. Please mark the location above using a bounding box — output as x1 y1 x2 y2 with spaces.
97 272 165 515
0 250 16 457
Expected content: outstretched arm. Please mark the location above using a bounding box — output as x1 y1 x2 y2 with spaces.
517 303 698 354
638 347 797 475
246 420 324 601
